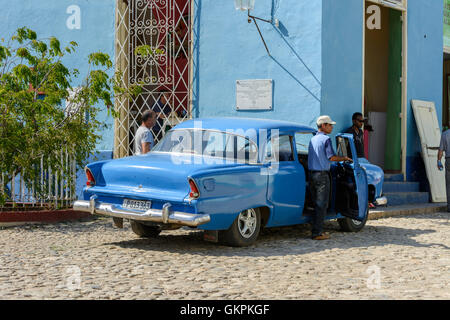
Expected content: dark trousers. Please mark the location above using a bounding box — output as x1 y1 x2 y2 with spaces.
309 171 331 237
446 160 450 211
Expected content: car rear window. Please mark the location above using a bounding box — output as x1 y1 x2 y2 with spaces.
152 129 258 163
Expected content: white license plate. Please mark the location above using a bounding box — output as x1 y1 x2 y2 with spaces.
123 199 152 211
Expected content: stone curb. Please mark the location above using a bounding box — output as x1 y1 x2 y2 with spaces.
0 204 446 228
368 203 447 221
0 209 91 228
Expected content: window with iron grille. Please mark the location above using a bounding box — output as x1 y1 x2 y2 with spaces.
114 0 193 158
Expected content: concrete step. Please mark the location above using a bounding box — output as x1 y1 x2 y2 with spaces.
368 203 446 220
384 192 430 206
384 173 404 182
383 181 420 193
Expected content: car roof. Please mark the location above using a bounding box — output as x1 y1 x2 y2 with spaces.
173 117 316 135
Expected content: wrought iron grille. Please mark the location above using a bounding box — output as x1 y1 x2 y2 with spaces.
115 0 193 158
1 149 77 210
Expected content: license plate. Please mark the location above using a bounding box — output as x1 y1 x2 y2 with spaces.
123 199 152 211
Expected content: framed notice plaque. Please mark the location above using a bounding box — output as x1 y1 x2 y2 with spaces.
236 79 273 111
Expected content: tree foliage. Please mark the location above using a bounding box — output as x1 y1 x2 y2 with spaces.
0 28 140 206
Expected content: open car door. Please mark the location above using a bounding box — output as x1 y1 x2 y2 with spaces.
335 134 369 221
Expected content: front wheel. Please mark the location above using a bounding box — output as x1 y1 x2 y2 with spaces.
219 208 261 247
130 220 161 238
338 211 368 232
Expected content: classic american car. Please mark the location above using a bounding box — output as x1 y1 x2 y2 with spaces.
74 118 386 247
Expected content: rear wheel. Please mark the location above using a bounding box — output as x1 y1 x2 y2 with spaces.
220 208 261 247
338 210 368 232
130 220 161 238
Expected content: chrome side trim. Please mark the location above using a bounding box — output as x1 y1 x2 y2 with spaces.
73 198 210 227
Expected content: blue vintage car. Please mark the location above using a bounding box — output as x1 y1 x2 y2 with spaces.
74 118 386 246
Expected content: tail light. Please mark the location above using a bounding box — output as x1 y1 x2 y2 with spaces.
188 179 200 199
86 168 95 187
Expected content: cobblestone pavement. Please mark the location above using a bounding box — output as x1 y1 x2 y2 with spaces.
0 212 448 300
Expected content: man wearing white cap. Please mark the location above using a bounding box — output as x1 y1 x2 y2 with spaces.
308 115 352 240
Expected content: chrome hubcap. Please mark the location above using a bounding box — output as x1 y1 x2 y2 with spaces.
238 209 257 239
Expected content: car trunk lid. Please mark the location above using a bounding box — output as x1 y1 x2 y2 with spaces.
97 152 244 201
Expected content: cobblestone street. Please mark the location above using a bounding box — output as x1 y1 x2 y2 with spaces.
0 212 448 300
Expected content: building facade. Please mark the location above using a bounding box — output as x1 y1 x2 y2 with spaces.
0 0 445 198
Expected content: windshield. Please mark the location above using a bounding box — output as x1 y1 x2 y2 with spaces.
152 129 259 163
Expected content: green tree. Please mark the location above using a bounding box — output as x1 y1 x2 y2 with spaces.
0 28 142 206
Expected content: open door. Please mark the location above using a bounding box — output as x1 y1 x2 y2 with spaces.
411 100 446 202
335 134 369 221
364 3 404 172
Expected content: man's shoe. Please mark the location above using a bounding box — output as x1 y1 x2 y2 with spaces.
312 234 330 240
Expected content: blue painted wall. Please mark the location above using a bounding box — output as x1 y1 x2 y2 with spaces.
406 0 444 181
321 0 443 181
0 0 116 152
195 0 443 182
0 0 116 198
194 0 322 129
1 0 445 195
321 0 364 138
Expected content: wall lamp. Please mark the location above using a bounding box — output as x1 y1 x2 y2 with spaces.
235 0 279 56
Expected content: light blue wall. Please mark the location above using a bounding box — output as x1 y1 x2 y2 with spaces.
320 0 443 181
0 0 116 151
1 0 445 190
404 0 443 182
321 0 364 138
194 0 322 128
406 0 444 161
0 0 116 198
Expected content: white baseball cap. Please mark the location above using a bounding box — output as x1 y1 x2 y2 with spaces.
316 115 336 126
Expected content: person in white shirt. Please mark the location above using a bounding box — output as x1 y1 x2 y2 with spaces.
134 110 157 155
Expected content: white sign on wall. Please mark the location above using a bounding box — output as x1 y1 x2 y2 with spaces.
236 79 273 111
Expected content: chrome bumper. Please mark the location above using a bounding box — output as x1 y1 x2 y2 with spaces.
73 196 210 227
375 196 388 206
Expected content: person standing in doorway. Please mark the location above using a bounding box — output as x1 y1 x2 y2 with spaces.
308 116 353 240
134 110 157 155
438 127 450 212
345 112 365 159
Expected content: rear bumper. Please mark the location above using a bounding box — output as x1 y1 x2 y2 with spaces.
73 196 210 227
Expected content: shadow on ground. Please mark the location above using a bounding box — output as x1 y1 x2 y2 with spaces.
6 213 448 257
105 219 449 257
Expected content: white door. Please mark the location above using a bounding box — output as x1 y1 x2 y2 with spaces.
411 100 446 203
